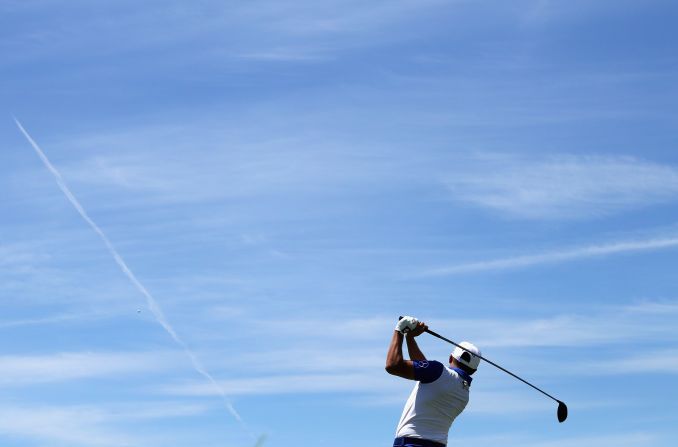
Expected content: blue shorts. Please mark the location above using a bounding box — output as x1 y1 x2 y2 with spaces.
393 436 445 447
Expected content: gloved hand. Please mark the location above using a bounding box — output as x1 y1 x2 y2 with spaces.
395 316 419 334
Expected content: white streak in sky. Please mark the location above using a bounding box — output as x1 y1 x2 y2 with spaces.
13 119 246 426
422 236 678 276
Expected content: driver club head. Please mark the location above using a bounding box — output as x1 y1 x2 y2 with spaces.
557 401 568 423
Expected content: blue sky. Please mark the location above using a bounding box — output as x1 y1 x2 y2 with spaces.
2 0 678 446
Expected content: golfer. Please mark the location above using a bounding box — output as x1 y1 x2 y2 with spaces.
386 316 481 447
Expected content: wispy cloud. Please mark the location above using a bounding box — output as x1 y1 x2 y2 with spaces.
585 349 678 374
424 300 678 351
0 243 50 267
443 154 678 219
0 311 110 329
1 0 456 70
50 129 401 204
164 372 397 397
622 300 678 314
0 406 137 447
0 401 212 447
233 47 330 62
0 351 179 385
420 235 678 276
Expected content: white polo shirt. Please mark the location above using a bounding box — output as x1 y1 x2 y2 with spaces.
395 360 472 445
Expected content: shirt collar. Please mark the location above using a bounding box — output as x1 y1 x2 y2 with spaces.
452 367 473 384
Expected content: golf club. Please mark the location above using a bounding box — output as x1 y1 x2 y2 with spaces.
399 317 568 423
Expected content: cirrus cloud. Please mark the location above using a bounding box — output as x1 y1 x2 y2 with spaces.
444 154 678 219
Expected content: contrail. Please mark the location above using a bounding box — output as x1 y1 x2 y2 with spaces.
14 119 249 430
421 236 678 276
253 434 268 447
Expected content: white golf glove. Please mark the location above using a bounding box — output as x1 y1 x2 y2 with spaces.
395 316 419 334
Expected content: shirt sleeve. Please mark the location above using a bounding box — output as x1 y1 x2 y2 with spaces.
413 360 444 383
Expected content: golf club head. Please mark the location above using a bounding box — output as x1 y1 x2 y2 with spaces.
557 401 568 423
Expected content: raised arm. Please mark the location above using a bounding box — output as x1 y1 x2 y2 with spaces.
385 319 428 380
385 331 415 379
406 329 427 361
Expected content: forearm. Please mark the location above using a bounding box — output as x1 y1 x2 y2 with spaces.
406 335 426 361
386 331 405 370
385 331 416 379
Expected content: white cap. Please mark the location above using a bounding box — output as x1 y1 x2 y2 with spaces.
452 341 481 370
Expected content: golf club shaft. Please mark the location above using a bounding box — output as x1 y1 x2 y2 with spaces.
425 328 561 404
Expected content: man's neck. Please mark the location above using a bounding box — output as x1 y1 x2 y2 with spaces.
451 366 473 384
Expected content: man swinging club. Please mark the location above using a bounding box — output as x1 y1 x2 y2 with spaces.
386 316 481 447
